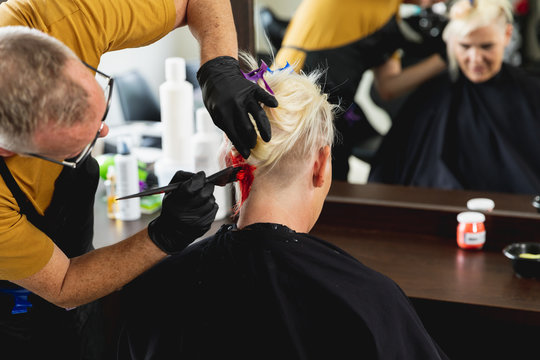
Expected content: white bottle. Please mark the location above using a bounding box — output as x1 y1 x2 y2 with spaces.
114 138 141 221
193 107 231 220
156 57 194 186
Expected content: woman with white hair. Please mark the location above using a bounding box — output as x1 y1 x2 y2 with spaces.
369 0 540 194
116 55 448 359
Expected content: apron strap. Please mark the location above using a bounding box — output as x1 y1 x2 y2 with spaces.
0 157 47 230
0 158 42 314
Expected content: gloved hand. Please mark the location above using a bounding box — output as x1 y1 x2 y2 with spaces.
398 8 448 60
147 171 218 254
363 11 448 68
197 56 279 159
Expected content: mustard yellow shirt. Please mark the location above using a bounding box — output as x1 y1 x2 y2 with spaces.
0 0 176 280
275 0 402 70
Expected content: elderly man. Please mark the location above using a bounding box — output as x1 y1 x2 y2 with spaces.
0 0 276 358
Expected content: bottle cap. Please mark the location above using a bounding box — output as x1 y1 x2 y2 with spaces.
116 137 131 155
457 211 485 224
165 57 186 82
467 198 495 212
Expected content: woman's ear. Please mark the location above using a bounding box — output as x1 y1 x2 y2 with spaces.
504 23 513 46
313 145 331 188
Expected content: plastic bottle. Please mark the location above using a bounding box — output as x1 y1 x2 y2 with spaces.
456 211 486 250
104 166 117 219
155 57 194 186
193 107 231 219
114 138 141 221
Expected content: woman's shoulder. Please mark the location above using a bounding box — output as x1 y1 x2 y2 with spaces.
501 63 540 89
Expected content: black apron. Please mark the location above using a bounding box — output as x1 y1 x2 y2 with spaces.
0 156 105 359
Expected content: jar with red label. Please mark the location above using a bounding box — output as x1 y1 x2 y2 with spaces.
456 211 486 250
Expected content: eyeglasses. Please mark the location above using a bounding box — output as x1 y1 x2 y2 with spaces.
27 62 114 169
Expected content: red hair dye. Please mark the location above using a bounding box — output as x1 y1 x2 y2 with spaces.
229 153 256 211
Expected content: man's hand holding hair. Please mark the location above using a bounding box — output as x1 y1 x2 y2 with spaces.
147 171 218 254
197 56 278 159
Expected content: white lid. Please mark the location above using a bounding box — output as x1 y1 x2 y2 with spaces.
467 198 495 211
165 57 186 82
196 107 215 133
457 211 485 224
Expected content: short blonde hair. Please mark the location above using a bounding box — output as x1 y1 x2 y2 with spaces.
224 53 336 206
442 0 513 79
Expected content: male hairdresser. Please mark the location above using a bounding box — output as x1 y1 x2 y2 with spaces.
0 0 277 358
275 0 447 181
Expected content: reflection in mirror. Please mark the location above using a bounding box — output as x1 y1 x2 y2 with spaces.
369 0 540 197
255 0 540 201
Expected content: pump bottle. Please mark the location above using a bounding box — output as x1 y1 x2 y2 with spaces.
193 107 231 219
155 57 195 186
114 138 141 221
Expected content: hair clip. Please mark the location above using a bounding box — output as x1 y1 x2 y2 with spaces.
267 62 292 74
242 60 274 95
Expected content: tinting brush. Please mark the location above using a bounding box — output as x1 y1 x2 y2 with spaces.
116 166 240 200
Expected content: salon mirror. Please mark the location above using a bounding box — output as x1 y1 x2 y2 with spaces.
252 0 540 218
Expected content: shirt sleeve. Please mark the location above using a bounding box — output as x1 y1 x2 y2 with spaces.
0 203 54 281
0 0 177 66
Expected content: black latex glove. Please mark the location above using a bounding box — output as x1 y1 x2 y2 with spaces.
398 9 448 60
147 171 218 254
363 11 448 68
197 56 279 159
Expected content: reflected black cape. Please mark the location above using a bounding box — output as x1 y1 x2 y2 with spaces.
369 64 540 194
117 223 447 360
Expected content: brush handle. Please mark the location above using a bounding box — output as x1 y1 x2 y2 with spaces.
116 166 235 200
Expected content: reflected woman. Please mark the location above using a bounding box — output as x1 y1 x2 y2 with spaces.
116 55 448 359
369 0 540 194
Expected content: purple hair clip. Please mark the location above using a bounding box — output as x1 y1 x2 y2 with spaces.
469 0 475 6
242 60 274 95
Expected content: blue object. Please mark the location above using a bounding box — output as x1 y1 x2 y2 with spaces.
0 288 33 314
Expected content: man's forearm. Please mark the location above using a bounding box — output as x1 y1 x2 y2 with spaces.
57 230 166 308
374 54 446 101
186 0 238 63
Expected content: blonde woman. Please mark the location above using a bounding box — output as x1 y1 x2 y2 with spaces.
369 0 540 194
117 55 448 360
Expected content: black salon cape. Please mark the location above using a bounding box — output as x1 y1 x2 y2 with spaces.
117 223 447 360
369 64 540 194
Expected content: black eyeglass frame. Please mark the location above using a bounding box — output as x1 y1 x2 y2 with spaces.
27 62 114 169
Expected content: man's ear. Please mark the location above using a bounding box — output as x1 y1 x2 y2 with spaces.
313 145 331 188
0 147 16 157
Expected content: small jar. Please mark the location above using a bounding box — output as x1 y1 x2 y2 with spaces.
457 212 486 250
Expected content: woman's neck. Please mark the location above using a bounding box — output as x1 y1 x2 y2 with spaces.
236 182 314 233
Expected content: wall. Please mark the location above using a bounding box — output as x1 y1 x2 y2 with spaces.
97 1 303 126
97 27 199 126
253 0 301 54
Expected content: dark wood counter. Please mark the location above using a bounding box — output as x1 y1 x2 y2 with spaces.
313 182 540 359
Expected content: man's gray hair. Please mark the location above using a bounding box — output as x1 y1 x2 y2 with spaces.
0 26 89 152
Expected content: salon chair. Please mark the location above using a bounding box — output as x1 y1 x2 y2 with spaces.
112 70 162 149
115 70 161 122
